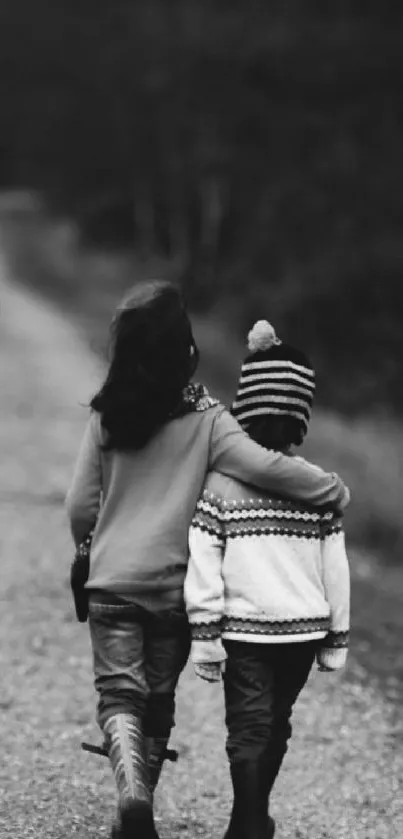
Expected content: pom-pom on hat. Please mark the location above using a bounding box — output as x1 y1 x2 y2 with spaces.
247 320 282 353
232 320 315 431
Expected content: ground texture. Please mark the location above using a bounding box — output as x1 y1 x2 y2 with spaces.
1 263 403 839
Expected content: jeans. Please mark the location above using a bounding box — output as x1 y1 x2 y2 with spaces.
88 594 191 736
223 640 317 789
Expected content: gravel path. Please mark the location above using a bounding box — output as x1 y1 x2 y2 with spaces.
1 265 402 839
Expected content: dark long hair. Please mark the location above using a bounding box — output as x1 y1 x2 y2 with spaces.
91 280 199 451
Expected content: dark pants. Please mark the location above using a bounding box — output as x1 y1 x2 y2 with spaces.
223 640 317 790
88 596 191 736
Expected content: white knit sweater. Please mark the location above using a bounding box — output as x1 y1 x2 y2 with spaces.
185 469 350 671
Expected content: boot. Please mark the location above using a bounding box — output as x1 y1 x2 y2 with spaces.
223 759 274 839
224 810 275 839
147 736 170 794
104 713 159 839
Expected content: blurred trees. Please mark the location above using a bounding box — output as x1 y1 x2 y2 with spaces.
0 1 402 413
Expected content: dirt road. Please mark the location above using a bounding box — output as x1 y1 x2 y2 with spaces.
1 266 402 839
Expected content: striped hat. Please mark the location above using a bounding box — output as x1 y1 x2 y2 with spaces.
231 320 315 431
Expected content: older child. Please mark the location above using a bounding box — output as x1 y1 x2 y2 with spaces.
185 320 350 839
66 288 349 839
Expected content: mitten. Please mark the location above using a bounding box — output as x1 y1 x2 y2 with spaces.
317 646 348 672
191 638 227 682
194 661 226 683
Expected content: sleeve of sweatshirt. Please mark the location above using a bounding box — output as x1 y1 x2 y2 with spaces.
208 406 350 512
65 414 102 547
184 490 228 666
317 513 350 671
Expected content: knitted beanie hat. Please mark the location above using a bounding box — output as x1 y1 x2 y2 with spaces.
231 320 315 431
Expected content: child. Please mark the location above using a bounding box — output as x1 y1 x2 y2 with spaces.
185 320 350 839
66 286 349 839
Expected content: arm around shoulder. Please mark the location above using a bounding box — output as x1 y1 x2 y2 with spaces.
209 407 350 511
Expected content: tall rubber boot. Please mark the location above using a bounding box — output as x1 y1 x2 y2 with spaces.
104 713 158 839
147 736 170 794
224 807 275 839
223 759 275 839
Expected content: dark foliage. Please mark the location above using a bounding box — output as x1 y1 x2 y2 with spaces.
1 2 402 413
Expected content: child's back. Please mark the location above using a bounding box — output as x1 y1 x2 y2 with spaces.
187 468 349 655
68 396 221 595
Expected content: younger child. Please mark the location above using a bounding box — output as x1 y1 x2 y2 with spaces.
66 288 349 839
185 320 350 839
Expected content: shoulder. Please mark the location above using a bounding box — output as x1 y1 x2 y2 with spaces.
293 456 345 520
320 508 344 537
88 410 103 443
193 471 237 520
195 472 254 523
202 471 236 501
89 409 100 430
191 472 227 536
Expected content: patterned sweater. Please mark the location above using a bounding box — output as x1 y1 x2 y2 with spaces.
185 470 350 670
